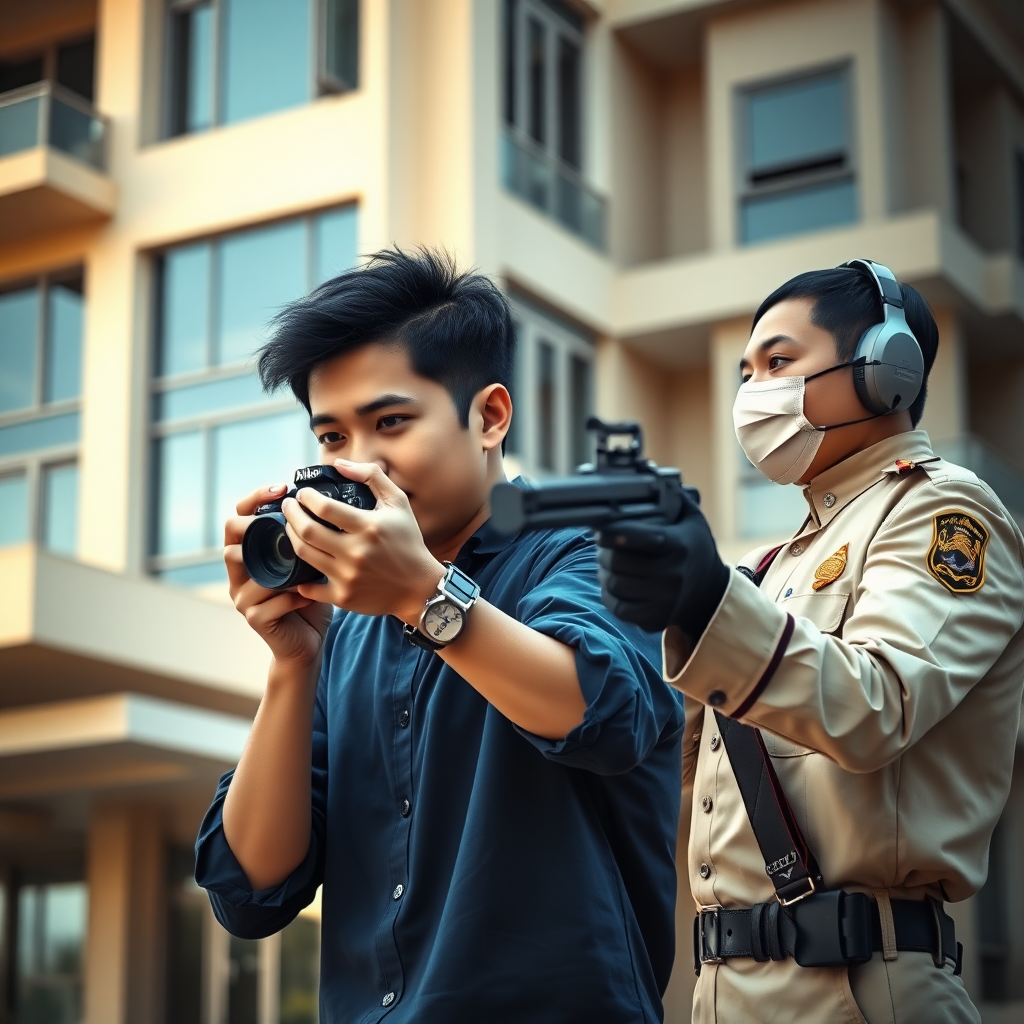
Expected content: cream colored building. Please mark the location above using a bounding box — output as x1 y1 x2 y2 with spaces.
1 0 1022 1021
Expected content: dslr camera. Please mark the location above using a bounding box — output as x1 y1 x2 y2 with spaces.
241 465 375 590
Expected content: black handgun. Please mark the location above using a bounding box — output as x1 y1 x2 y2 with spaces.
489 417 693 534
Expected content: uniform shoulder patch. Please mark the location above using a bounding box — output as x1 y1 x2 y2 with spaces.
927 510 989 593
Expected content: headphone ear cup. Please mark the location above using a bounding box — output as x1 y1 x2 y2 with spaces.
854 318 924 416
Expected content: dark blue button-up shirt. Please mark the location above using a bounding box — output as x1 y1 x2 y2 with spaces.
196 520 685 1024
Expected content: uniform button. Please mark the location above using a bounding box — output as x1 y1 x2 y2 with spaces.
393 884 404 900
709 734 720 751
707 690 727 707
789 543 803 556
382 991 395 1007
400 799 411 817
398 709 410 728
702 796 712 813
785 588 793 598
823 492 837 508
699 863 711 879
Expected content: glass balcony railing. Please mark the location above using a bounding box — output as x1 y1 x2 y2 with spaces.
0 82 108 172
935 435 1024 522
500 131 606 251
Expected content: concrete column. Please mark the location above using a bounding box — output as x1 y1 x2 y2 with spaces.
709 318 749 550
917 306 967 445
83 803 165 1024
593 336 672 466
899 2 955 217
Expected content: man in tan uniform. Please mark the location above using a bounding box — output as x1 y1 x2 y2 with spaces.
597 260 1024 1023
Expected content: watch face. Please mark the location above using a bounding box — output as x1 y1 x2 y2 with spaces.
422 601 464 644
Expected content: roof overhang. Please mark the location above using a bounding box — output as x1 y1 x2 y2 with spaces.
0 545 270 717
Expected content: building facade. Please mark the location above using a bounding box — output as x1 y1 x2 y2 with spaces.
0 0 1022 1021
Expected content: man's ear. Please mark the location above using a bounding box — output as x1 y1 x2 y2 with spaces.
473 384 512 452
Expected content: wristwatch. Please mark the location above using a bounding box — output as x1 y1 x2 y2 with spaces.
403 562 481 651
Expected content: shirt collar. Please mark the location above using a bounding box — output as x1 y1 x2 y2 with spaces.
454 477 525 566
802 430 935 527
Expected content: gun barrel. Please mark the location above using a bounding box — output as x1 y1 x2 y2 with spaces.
491 477 665 534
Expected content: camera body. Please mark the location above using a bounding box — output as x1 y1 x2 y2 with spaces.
242 465 375 590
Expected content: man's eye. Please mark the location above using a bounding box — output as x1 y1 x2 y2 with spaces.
317 432 343 445
378 415 407 430
740 373 752 384
768 355 788 371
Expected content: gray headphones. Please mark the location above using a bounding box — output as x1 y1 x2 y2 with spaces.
840 259 924 416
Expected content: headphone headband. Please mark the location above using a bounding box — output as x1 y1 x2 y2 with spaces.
840 258 904 309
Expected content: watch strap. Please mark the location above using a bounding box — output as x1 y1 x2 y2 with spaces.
403 622 446 651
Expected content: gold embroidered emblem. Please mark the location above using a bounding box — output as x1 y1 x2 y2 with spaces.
927 510 988 593
812 544 848 591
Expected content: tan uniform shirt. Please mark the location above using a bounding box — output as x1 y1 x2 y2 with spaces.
664 431 1024 1024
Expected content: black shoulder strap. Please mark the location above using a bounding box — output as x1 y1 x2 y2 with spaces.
716 548 824 904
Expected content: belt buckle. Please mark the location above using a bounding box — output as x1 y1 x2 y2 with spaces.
777 875 817 907
699 906 724 965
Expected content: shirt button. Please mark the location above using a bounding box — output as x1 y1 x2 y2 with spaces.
382 991 395 1007
702 796 713 813
789 543 803 556
707 690 727 707
823 492 837 508
398 709 410 728
699 863 711 879
709 734 720 751
785 588 793 598
400 799 411 817
393 884 404 900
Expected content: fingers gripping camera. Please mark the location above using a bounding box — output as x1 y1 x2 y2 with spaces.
241 466 375 590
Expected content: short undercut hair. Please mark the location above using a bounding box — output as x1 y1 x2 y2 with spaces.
751 267 939 427
258 247 515 425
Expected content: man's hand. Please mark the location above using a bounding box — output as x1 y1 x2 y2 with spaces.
224 484 334 668
595 491 730 639
283 460 445 625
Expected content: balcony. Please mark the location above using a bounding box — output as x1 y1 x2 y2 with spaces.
0 82 115 243
500 130 607 251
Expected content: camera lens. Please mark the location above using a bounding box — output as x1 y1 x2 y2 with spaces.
241 513 324 590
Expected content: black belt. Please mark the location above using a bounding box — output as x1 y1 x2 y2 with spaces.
694 892 962 974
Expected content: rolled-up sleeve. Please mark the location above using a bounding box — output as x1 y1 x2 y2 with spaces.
194 669 332 938
513 534 685 775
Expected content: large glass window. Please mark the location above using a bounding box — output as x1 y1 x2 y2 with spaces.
0 270 84 556
736 448 808 540
167 0 360 137
505 297 594 478
166 847 321 1024
500 0 604 249
150 206 358 585
15 878 88 1024
739 68 857 245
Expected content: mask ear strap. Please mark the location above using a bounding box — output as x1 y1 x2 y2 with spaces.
804 358 880 384
813 412 884 432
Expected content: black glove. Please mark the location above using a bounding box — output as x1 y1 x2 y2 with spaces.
595 490 729 638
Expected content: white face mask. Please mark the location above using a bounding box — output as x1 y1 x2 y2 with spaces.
733 376 825 485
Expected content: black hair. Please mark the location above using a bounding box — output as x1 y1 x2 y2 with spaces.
258 247 515 426
751 267 939 427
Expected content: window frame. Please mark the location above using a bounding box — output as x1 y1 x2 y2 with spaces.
147 207 356 582
0 267 84 555
506 294 595 479
163 0 360 139
735 62 858 244
504 0 587 175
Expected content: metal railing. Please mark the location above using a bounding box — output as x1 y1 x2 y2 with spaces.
0 81 109 172
935 435 1024 523
500 130 606 251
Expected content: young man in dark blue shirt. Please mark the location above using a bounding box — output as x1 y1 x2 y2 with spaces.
195 249 685 1024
